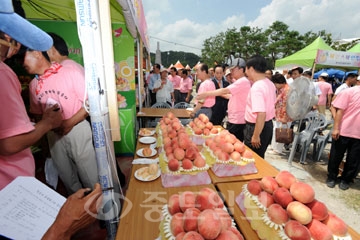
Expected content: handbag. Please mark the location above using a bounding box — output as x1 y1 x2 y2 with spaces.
275 127 294 144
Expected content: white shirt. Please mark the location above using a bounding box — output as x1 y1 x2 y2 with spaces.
155 79 174 103
334 83 349 95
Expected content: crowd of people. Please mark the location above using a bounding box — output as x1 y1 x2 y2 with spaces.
146 54 360 191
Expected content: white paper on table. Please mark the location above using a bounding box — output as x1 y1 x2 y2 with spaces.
0 176 66 240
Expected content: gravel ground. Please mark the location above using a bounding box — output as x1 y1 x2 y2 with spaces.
264 142 360 231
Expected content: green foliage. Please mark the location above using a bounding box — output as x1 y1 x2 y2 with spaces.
201 21 336 69
150 51 201 68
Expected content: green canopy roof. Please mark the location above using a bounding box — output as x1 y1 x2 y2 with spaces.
347 43 360 53
275 37 334 69
20 0 125 23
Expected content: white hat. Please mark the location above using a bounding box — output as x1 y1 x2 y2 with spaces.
160 67 168 73
357 75 360 81
225 68 231 76
320 72 329 77
0 0 53 51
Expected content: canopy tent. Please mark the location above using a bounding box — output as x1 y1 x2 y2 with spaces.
313 68 345 79
192 61 201 70
275 37 334 70
347 43 360 53
174 60 184 70
185 64 191 70
20 0 149 52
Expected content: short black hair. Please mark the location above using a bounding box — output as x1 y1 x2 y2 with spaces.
271 73 287 84
345 72 358 79
303 70 312 77
47 32 69 57
246 55 267 73
200 63 209 74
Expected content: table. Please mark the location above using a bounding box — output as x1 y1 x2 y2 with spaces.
208 154 279 184
137 108 191 128
116 184 216 240
217 182 360 240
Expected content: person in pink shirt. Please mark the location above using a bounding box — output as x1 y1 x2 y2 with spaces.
168 66 181 103
196 59 250 141
326 79 360 190
317 72 333 115
244 55 276 158
179 69 193 103
190 63 215 119
25 48 98 195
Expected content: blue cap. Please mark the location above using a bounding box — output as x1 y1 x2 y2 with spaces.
0 0 53 51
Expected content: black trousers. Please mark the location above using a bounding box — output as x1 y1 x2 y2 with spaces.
227 122 246 142
327 136 360 183
244 120 273 158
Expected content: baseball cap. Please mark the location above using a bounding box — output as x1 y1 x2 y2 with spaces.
160 67 168 73
229 57 246 69
0 0 53 51
225 68 231 76
357 75 360 81
320 72 329 77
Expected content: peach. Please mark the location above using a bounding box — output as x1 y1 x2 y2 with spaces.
306 219 333 240
290 182 315 204
194 156 206 168
222 142 235 153
142 147 153 157
323 213 348 237
214 208 232 231
205 121 213 129
218 152 230 161
203 128 210 136
179 191 196 212
168 130 177 139
228 228 244 240
174 148 185 161
205 138 213 146
194 127 203 135
215 230 239 240
185 147 197 160
257 191 274 208
197 121 206 130
230 151 241 161
273 187 293 208
233 141 245 153
198 113 209 123
182 231 204 240
246 180 262 196
241 149 253 159
183 208 201 232
166 111 175 119
195 187 223 211
168 159 180 171
168 194 181 215
165 146 173 155
179 138 191 149
172 121 182 131
163 137 172 145
182 159 193 170
284 220 311 240
287 201 312 225
267 203 289 224
275 170 297 189
306 199 328 221
175 232 186 240
210 128 219 134
260 176 279 194
170 212 184 236
197 209 222 239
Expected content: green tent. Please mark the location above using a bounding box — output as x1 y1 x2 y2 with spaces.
347 43 360 53
275 37 334 70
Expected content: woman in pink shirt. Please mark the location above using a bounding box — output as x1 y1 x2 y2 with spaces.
244 55 276 158
316 73 333 115
190 64 215 119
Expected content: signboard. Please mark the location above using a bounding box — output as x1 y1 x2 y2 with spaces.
316 49 360 68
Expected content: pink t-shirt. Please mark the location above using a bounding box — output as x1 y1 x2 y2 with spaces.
61 59 85 73
197 79 216 107
317 81 333 105
0 62 35 190
227 77 251 124
168 75 181 89
245 78 276 123
179 77 193 93
332 86 360 139
29 63 86 120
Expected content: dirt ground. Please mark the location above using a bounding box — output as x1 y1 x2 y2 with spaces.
264 142 360 231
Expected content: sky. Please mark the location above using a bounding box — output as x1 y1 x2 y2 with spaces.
142 0 360 57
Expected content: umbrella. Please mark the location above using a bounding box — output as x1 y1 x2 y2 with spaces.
314 68 345 79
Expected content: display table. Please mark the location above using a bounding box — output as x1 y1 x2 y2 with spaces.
217 181 360 240
115 184 216 240
137 108 191 128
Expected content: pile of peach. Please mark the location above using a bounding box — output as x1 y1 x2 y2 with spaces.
165 187 244 240
203 131 253 163
188 113 219 135
158 112 207 172
246 171 349 240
